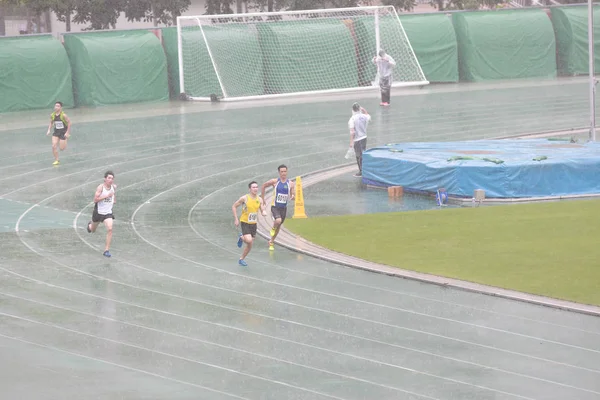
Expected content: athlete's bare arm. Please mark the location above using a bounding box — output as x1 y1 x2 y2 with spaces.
63 113 71 138
260 197 267 216
260 178 277 201
46 117 53 136
232 195 246 226
93 184 113 203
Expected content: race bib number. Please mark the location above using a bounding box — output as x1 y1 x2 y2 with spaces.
276 193 288 203
55 121 64 129
248 212 257 222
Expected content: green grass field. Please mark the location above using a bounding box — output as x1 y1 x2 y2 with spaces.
285 199 600 306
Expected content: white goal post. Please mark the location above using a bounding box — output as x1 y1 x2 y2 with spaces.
176 6 428 102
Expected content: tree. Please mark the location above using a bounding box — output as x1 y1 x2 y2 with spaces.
0 0 74 31
285 0 359 10
50 0 76 31
1 0 190 31
71 0 125 30
123 0 190 26
244 0 286 12
380 0 416 12
153 0 190 25
205 0 234 14
430 0 504 11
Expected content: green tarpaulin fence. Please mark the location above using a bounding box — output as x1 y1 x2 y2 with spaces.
399 14 458 83
453 10 556 81
0 35 74 113
63 30 169 106
551 6 600 75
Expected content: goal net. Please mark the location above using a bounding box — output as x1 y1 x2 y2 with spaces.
176 6 428 101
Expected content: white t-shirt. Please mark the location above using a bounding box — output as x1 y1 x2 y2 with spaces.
97 185 115 215
348 112 371 142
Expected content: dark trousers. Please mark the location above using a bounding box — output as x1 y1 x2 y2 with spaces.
380 75 391 104
353 138 367 173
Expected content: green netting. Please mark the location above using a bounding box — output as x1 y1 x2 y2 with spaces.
398 14 458 83
351 18 380 87
180 24 263 98
452 10 556 81
551 6 600 76
161 27 181 98
0 35 73 113
179 27 221 98
63 30 168 106
353 16 427 87
257 20 359 94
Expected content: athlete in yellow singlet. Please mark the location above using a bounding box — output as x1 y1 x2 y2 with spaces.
232 181 266 266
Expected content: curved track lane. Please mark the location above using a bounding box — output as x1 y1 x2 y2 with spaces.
1 85 600 399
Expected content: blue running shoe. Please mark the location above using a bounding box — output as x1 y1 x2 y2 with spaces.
103 250 111 258
237 233 243 248
238 259 247 267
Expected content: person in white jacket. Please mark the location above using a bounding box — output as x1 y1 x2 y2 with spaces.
348 103 371 177
373 49 396 106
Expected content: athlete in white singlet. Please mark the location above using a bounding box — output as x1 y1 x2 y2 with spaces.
87 171 116 258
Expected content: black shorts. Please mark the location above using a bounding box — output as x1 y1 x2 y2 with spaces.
241 222 257 237
271 206 287 223
52 132 67 140
92 210 114 223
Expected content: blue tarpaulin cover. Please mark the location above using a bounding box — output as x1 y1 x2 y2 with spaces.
362 139 600 198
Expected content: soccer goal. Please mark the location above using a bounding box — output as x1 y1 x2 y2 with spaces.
176 6 428 102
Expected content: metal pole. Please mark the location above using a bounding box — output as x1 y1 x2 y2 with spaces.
588 0 596 141
176 17 185 96
374 8 380 54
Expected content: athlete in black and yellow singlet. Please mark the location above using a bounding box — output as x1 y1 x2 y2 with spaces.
46 101 71 165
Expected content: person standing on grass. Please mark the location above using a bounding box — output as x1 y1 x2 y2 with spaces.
87 171 116 258
261 164 294 252
46 101 71 165
373 49 396 106
348 103 370 177
233 181 267 267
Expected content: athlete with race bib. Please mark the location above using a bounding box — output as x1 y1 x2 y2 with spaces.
46 101 71 165
261 164 295 251
232 181 267 266
87 171 116 258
